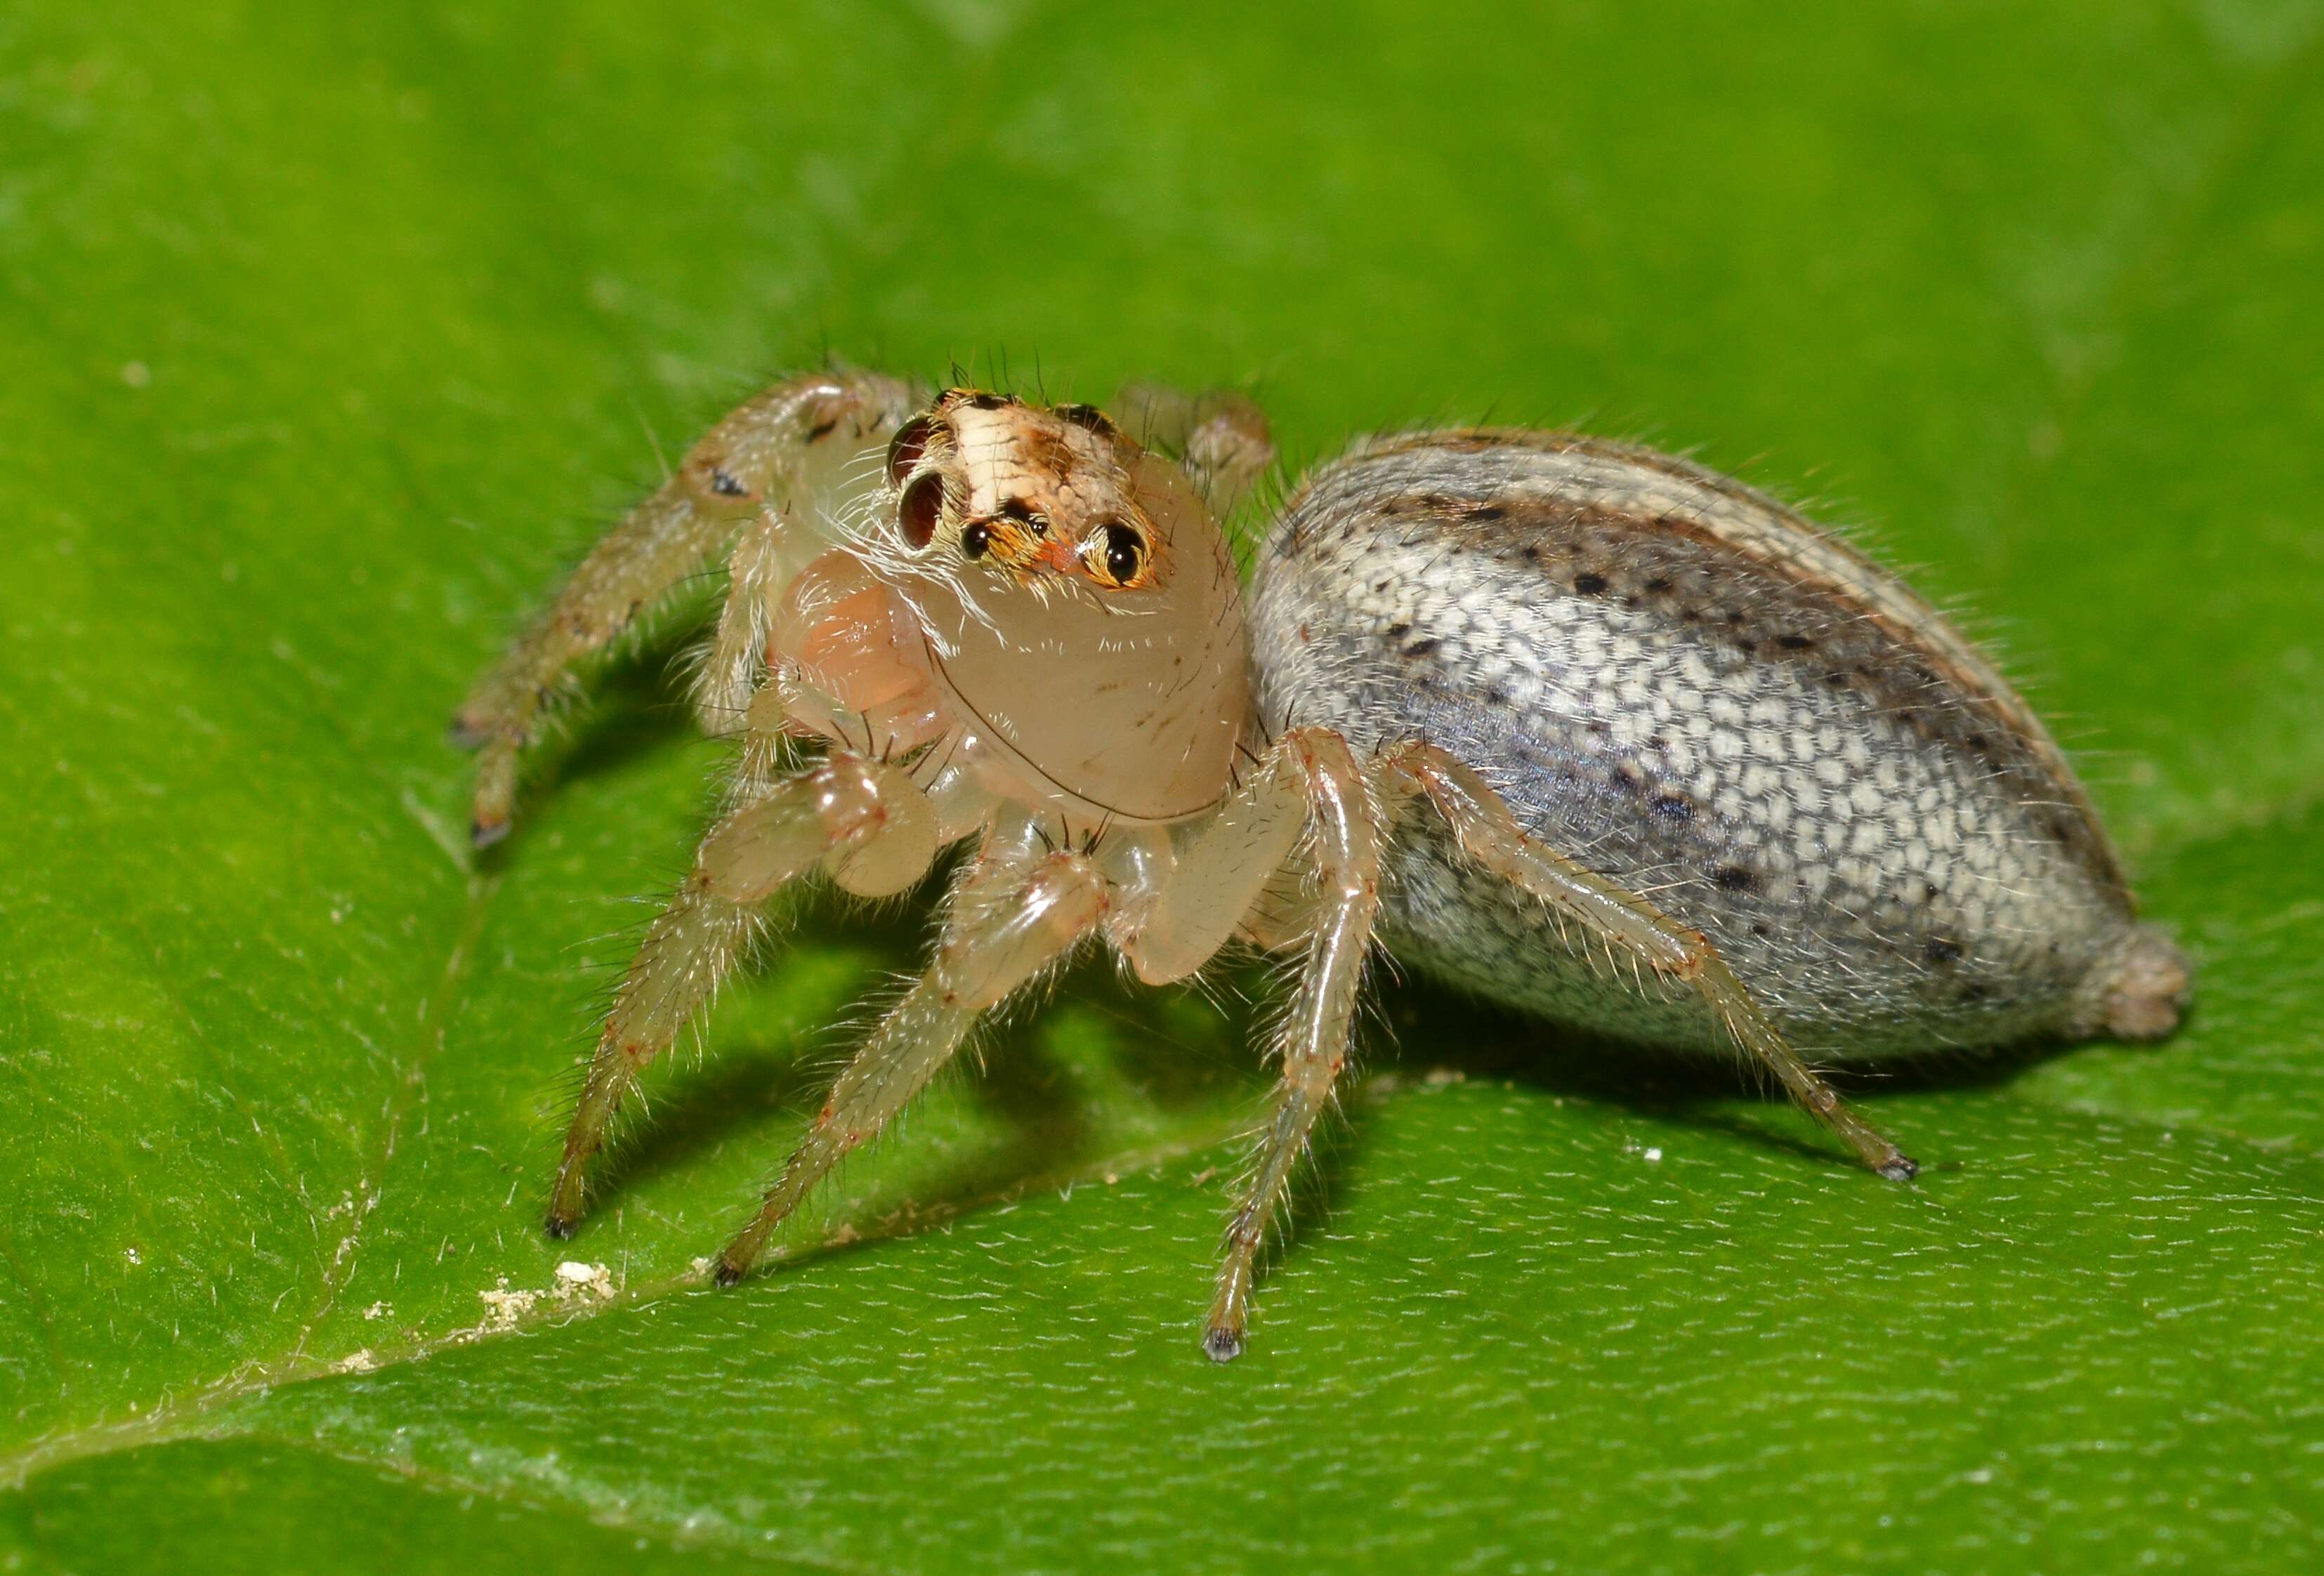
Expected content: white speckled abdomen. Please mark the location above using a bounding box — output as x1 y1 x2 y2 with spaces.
1249 431 2185 1060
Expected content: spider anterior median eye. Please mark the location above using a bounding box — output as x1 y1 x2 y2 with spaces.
1093 522 1144 585
899 473 943 549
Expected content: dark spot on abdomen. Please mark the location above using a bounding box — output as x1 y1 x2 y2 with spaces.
1573 572 1608 595
1712 865 1758 892
1651 794 1695 822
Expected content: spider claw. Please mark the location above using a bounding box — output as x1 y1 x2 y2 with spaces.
1201 1325 1244 1363
1877 1153 1920 1183
471 814 511 850
447 712 492 749
712 1259 747 1289
542 1210 577 1241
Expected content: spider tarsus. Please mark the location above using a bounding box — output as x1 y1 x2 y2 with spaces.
1201 1325 1244 1363
542 1210 578 1240
712 1259 747 1289
1876 1153 1920 1183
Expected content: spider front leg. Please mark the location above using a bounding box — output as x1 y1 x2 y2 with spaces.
1379 741 1919 1183
714 824 1110 1283
452 369 920 846
1120 727 1385 1362
544 743 942 1237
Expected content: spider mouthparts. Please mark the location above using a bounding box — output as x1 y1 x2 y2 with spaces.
1201 1326 1244 1363
542 1211 577 1240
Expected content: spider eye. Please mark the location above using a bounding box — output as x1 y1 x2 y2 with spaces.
886 417 935 487
1084 521 1148 588
961 519 994 560
898 472 943 549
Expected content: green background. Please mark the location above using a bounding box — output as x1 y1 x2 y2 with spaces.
4 1 2323 1570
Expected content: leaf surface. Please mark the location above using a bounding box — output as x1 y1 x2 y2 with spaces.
4 2 2321 1570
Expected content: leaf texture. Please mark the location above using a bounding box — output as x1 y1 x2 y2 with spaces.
3 1 2321 1570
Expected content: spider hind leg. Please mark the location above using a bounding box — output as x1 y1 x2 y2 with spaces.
1379 740 1918 1183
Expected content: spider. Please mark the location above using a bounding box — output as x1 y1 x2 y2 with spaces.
452 369 2190 1360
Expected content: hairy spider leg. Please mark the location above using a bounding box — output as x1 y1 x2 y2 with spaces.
1204 730 1383 1361
1117 737 1320 986
1112 381 1278 521
714 825 1110 1282
452 370 920 846
451 483 734 848
544 747 940 1237
1379 741 1919 1183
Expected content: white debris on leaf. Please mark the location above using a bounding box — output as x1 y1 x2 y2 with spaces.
476 1279 541 1332
362 1301 391 1321
333 1349 378 1374
475 1263 619 1334
554 1261 617 1301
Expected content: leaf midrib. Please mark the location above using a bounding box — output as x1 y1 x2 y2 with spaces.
282 867 500 1370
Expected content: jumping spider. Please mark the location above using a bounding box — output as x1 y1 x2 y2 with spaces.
453 370 2190 1360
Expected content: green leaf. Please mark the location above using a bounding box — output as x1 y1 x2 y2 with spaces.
5 1 2322 1570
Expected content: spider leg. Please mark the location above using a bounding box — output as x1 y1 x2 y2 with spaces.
1198 729 1383 1362
1112 381 1276 520
1379 740 1918 1183
452 369 920 846
714 829 1109 1282
544 748 940 1237
452 482 730 848
1115 731 1317 985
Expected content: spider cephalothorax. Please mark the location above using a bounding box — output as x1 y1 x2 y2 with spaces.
453 369 2188 1360
846 387 1249 828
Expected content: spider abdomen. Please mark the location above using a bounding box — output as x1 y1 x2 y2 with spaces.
1249 429 2186 1058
